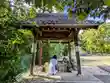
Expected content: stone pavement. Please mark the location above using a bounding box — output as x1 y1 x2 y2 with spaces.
22 66 110 83
56 66 110 83
82 66 110 75
98 66 110 73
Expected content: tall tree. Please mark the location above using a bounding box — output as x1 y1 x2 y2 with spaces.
1 0 109 20
80 23 110 54
22 0 110 20
0 1 36 82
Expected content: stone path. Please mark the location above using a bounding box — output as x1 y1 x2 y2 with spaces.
98 66 110 73
82 66 110 75
56 66 110 83
22 66 110 83
94 75 110 83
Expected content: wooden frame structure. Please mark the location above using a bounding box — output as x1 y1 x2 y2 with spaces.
20 13 99 75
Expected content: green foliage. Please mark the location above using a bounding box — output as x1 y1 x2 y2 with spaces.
23 0 110 20
80 23 110 54
42 42 50 63
62 44 68 56
0 2 34 83
28 7 36 18
0 28 32 83
104 0 110 6
42 42 65 63
1 0 110 20
49 43 65 56
0 28 32 82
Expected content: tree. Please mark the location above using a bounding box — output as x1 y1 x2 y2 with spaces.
1 0 110 20
21 0 110 20
0 1 36 82
80 23 110 54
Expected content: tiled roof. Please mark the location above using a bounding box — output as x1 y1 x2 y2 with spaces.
21 13 98 25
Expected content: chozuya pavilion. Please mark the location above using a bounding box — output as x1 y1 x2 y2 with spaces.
19 13 99 75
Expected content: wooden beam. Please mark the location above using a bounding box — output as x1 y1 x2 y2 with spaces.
42 30 70 32
41 26 70 29
39 24 99 29
40 32 69 39
21 24 99 29
42 41 69 43
38 37 73 40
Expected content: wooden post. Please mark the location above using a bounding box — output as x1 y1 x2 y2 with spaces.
35 41 39 65
68 42 72 63
38 41 42 66
74 28 81 75
39 45 42 66
68 42 76 70
39 41 42 66
30 28 38 75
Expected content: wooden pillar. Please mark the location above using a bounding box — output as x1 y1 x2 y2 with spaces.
30 28 37 75
74 28 81 75
68 42 72 63
39 47 42 66
68 42 76 70
39 41 43 66
35 41 39 65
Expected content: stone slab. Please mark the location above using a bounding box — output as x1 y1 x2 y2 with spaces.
82 66 110 75
57 72 101 81
98 66 110 73
94 75 110 83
